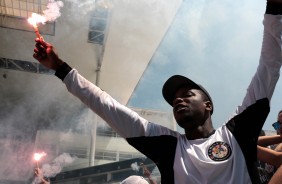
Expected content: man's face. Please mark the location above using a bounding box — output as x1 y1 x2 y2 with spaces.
172 86 210 130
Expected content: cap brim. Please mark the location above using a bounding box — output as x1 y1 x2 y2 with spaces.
162 75 213 114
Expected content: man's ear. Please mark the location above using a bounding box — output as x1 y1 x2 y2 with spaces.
204 101 213 113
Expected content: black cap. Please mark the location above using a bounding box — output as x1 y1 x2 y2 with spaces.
162 75 213 114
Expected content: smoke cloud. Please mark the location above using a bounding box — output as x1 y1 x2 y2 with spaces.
41 153 76 177
43 0 64 22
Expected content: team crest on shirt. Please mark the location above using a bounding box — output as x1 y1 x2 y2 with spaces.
208 141 232 161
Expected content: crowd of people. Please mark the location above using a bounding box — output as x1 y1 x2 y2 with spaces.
32 0 282 183
257 111 282 183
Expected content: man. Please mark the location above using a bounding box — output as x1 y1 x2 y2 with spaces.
33 0 282 183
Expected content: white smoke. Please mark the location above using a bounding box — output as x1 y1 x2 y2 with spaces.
32 153 76 184
43 0 64 22
42 153 77 177
131 162 140 172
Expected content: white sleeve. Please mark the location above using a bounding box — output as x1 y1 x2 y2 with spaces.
63 69 178 138
235 14 282 115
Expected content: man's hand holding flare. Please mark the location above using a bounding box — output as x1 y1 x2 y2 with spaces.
33 38 64 71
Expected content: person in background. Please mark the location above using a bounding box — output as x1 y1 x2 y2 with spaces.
258 150 282 184
257 145 282 170
120 175 149 184
142 164 157 184
270 110 282 152
32 0 282 183
256 112 282 184
257 130 278 183
34 168 50 184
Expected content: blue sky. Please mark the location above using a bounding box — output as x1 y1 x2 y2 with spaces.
128 0 282 131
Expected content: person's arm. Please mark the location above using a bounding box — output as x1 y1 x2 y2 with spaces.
40 178 50 184
274 143 282 152
236 2 282 112
148 177 157 184
257 145 282 168
34 168 50 184
33 41 177 139
258 135 282 147
33 39 147 138
228 1 282 136
143 165 157 184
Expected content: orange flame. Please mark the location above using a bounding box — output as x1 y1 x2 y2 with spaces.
34 152 47 161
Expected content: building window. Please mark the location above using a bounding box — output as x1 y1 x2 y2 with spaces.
96 126 121 138
0 0 48 18
0 57 54 74
88 3 110 45
119 152 144 161
63 147 88 159
0 0 55 35
95 150 116 161
95 150 145 162
69 148 88 159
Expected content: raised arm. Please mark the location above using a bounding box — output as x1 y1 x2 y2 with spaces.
33 39 147 138
236 2 282 113
224 2 282 166
33 39 177 139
